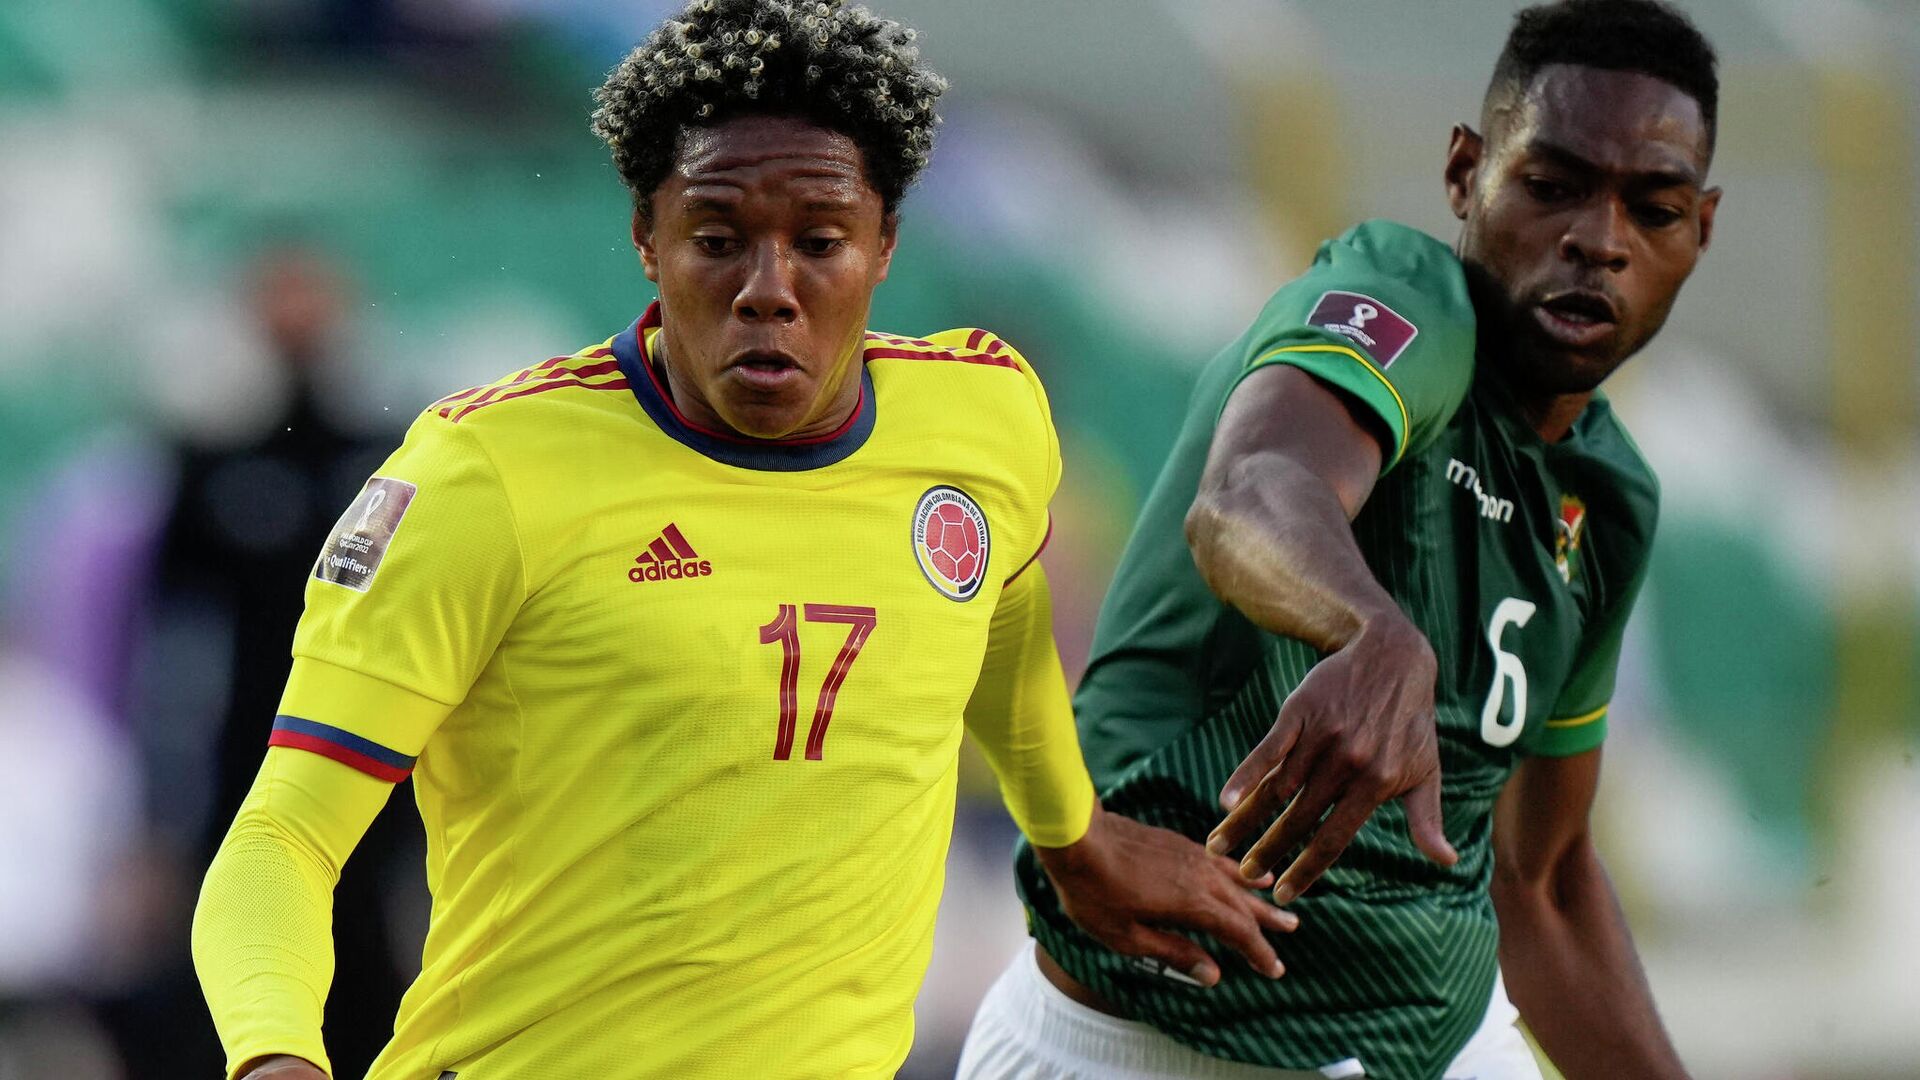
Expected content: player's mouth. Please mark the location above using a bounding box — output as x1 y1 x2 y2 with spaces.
726 349 806 391
1531 290 1619 350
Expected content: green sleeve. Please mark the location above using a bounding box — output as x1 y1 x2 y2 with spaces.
1223 221 1478 471
1526 556 1652 758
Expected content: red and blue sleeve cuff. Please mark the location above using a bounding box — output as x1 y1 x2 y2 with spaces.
268 715 417 783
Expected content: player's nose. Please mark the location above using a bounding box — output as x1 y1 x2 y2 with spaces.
1559 200 1631 273
733 240 799 323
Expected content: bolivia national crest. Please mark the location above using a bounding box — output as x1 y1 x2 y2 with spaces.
913 486 990 601
1554 495 1587 583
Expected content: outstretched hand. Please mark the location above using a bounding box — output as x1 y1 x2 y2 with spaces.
1207 615 1458 903
1034 805 1298 987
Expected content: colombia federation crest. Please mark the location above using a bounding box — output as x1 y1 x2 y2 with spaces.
912 485 990 601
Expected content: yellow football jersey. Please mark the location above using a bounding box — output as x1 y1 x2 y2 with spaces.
229 303 1086 1079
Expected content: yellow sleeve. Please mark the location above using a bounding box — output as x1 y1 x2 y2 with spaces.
964 560 1096 847
193 410 525 1077
191 748 396 1079
278 409 525 761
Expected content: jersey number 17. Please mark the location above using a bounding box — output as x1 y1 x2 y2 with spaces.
758 604 878 760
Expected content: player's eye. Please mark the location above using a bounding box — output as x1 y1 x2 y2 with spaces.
1632 203 1684 228
692 235 740 256
795 235 846 257
1521 176 1575 204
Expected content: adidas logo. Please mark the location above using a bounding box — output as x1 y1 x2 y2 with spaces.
628 523 713 583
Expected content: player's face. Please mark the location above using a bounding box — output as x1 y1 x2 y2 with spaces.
1447 65 1721 397
636 115 897 440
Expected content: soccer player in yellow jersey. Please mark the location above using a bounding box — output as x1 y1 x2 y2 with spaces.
191 2 1296 1078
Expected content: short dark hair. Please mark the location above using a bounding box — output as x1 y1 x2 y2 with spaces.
1486 0 1718 152
591 0 948 224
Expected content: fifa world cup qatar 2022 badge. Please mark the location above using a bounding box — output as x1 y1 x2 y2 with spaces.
314 477 417 591
912 486 990 602
1307 290 1419 368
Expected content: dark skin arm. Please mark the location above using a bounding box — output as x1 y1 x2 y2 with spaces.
1493 748 1689 1079
1190 364 1457 901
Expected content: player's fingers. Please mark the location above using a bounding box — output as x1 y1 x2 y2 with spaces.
1219 711 1302 812
1400 773 1458 867
1209 742 1320 857
1244 899 1305 933
1272 789 1378 903
1236 763 1341 879
1212 852 1275 889
1203 853 1294 931
1208 907 1286 979
1127 927 1222 988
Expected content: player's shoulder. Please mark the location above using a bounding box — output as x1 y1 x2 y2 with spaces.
864 327 1030 375
1568 397 1661 580
1255 218 1477 344
1576 394 1661 505
421 337 630 430
865 326 1048 414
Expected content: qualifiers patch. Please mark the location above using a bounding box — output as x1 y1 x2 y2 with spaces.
314 477 417 592
1307 290 1419 368
912 486 990 602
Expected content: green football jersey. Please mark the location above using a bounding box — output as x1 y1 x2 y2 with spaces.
1015 220 1658 1080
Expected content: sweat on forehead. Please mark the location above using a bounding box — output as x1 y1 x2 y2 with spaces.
1487 65 1712 175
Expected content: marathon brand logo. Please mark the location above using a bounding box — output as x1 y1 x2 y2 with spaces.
1447 458 1514 524
1307 290 1419 368
629 522 712 583
314 477 416 592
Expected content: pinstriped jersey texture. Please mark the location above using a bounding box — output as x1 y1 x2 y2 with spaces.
1016 222 1659 1080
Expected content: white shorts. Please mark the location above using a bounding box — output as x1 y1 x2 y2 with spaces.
955 941 1541 1080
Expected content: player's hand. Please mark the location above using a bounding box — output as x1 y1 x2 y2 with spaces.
1207 613 1458 903
238 1054 329 1080
1034 805 1298 986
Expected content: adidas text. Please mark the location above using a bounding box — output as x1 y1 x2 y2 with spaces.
629 559 712 583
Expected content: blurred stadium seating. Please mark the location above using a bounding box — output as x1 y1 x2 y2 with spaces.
2 1 1916 1077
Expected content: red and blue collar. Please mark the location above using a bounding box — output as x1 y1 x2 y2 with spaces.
613 302 876 472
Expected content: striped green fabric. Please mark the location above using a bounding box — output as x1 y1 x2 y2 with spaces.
1016 222 1659 1080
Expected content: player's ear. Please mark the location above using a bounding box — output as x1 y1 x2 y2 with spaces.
873 210 900 285
1444 124 1483 222
1696 186 1722 252
633 204 660 283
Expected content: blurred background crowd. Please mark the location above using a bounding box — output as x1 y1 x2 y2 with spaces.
1 0 1917 1077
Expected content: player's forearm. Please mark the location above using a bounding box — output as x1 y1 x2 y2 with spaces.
194 820 339 1079
965 562 1095 847
194 749 390 1079
1185 449 1404 652
1493 842 1688 1080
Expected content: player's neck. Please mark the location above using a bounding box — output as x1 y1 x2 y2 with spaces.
1482 359 1589 440
652 329 863 442
1495 371 1590 443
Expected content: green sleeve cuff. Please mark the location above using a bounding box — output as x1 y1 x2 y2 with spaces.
1231 343 1411 467
1527 704 1609 757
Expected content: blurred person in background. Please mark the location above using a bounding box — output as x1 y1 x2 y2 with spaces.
966 2 1719 1078
191 2 1290 1078
122 242 414 1078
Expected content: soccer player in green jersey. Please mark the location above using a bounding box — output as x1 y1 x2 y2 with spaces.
960 2 1719 1078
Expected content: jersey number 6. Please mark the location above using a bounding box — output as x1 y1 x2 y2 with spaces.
1480 597 1536 748
758 604 879 760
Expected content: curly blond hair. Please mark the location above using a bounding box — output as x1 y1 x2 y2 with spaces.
592 0 948 223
